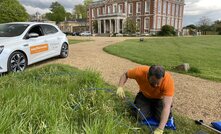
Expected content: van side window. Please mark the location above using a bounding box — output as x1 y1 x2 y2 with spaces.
28 25 44 36
42 25 58 35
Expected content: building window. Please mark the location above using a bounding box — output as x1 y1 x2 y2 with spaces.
176 5 179 16
179 20 182 29
158 0 162 14
171 18 174 26
157 17 161 29
145 0 150 13
144 17 150 29
172 4 175 16
136 2 141 13
118 4 123 13
179 6 183 16
163 0 166 14
97 8 100 16
136 19 141 32
103 7 106 14
174 19 178 29
113 4 117 13
167 17 170 25
168 3 171 15
129 3 133 14
107 6 111 14
162 17 166 26
92 9 94 17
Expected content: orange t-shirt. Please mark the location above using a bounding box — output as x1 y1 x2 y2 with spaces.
127 66 174 99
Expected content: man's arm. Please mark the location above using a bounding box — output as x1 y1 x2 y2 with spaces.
116 72 128 98
158 96 173 130
118 72 128 87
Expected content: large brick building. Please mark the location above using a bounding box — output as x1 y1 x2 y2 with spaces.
88 0 185 35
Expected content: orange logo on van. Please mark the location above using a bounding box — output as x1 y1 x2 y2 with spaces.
30 44 48 54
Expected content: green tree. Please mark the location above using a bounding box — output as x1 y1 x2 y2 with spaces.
185 24 197 29
65 12 73 21
46 2 66 24
73 0 93 19
0 0 29 23
84 0 93 8
74 4 86 19
124 18 136 34
213 20 221 35
197 16 211 35
159 25 176 36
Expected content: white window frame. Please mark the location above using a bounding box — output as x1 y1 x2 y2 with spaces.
168 3 171 15
144 17 150 29
136 19 141 32
171 18 174 27
175 5 179 16
113 4 117 13
172 4 175 16
167 17 170 25
158 0 162 14
129 3 133 14
97 8 100 16
179 6 183 16
163 1 166 14
92 9 94 17
157 17 161 29
136 2 141 13
174 19 177 29
108 6 111 14
118 4 123 13
103 7 106 14
179 20 182 29
162 17 166 26
145 0 150 13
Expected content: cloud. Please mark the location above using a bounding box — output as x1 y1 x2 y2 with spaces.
19 0 82 14
23 5 50 15
184 0 221 25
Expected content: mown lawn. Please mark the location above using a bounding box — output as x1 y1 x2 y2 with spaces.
68 39 92 44
104 36 221 81
0 65 215 133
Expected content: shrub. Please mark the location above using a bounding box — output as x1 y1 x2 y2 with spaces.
158 25 176 36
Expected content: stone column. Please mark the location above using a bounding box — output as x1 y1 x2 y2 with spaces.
104 20 106 33
98 20 101 34
116 19 120 33
122 19 126 33
115 19 117 33
109 19 112 34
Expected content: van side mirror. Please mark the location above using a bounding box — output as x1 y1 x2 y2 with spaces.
28 33 39 38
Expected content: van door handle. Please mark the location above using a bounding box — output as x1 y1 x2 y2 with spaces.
23 44 29 47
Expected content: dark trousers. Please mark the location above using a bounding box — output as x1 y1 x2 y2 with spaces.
131 92 172 121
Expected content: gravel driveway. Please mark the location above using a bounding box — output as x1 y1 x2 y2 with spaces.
50 36 221 123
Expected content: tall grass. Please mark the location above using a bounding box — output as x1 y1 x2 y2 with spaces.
0 64 215 133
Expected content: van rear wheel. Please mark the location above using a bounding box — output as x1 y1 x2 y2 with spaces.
60 43 68 58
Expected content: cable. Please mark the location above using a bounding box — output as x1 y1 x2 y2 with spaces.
36 72 153 133
85 87 154 133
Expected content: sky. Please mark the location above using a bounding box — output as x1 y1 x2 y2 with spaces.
19 0 221 26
